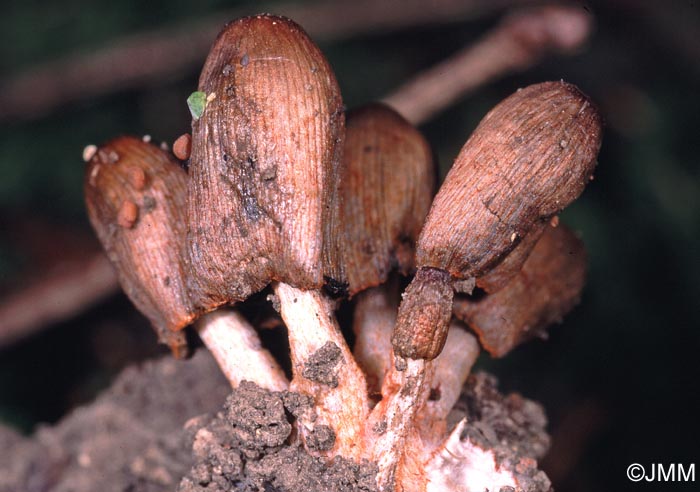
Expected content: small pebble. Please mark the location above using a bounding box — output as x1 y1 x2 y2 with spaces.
173 134 192 160
118 201 139 228
82 145 97 162
142 134 152 143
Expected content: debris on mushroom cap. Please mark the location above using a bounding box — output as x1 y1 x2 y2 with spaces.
338 103 435 296
454 223 586 357
186 14 345 312
84 136 194 357
416 81 602 279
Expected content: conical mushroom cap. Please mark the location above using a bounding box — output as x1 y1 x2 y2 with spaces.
417 81 602 279
84 136 194 357
187 15 345 310
338 103 435 296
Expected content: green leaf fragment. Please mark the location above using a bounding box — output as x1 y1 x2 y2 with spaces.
187 91 208 120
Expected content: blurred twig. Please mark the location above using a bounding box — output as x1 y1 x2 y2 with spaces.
383 5 592 124
0 3 590 348
0 0 536 122
0 254 118 348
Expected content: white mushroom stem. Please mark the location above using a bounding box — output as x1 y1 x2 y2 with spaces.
424 323 480 423
367 356 434 492
352 284 398 395
196 310 288 392
273 281 369 459
416 323 480 454
366 322 480 490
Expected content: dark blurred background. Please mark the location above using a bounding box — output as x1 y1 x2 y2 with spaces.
0 0 698 491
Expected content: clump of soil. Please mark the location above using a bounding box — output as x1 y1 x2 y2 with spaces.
178 381 378 492
0 353 552 492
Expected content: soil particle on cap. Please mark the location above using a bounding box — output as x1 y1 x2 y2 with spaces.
302 341 343 387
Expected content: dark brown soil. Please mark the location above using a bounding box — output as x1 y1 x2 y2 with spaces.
0 353 552 492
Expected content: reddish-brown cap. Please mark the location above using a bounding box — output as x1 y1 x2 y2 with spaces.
338 103 435 296
416 81 601 279
84 136 195 357
453 223 586 357
186 15 345 309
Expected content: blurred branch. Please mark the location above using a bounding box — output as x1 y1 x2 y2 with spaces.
0 0 536 122
0 253 118 348
383 5 593 124
0 2 590 348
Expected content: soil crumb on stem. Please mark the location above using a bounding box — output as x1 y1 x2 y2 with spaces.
301 341 343 387
178 381 378 492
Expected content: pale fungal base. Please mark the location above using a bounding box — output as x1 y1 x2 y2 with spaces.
196 287 547 491
421 323 480 431
424 420 518 492
342 284 502 491
196 310 288 391
273 281 370 459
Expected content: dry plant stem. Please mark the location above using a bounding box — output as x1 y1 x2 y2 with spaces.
352 284 399 396
384 5 592 125
196 310 288 391
0 0 535 122
274 282 369 459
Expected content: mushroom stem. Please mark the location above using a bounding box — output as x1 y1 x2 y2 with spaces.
425 323 480 423
195 310 288 392
352 283 399 396
419 322 480 450
368 356 434 492
273 281 369 459
366 322 479 490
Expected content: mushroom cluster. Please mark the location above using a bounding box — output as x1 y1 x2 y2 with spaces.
84 14 602 492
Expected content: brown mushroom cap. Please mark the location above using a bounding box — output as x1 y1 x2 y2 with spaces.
84 136 194 357
338 103 435 296
417 81 601 279
453 223 586 357
186 14 345 310
393 81 602 360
